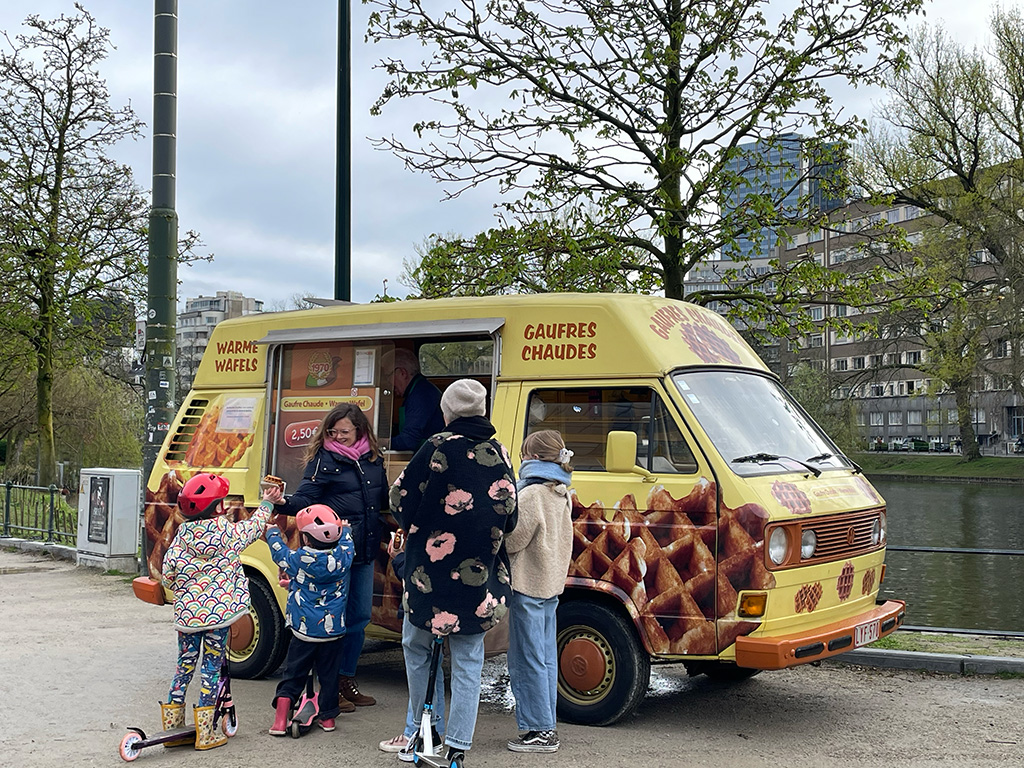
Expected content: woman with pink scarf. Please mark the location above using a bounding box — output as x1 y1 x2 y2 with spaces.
273 402 388 711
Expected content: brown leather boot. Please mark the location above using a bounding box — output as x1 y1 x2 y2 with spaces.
339 697 356 713
339 676 376 707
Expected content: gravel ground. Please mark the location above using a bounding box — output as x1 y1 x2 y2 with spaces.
1 547 1022 768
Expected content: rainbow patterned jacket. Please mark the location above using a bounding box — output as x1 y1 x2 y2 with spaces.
162 502 272 633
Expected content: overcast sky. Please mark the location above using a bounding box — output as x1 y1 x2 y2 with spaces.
0 1 1003 310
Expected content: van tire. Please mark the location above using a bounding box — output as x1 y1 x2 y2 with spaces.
228 574 289 679
556 600 649 726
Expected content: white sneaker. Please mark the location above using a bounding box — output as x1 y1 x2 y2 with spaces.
379 734 410 753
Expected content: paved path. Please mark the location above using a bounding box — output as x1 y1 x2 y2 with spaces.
1 546 1022 767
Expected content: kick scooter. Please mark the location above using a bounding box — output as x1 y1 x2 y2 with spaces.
118 657 238 761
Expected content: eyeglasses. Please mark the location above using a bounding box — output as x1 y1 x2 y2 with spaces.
326 429 352 439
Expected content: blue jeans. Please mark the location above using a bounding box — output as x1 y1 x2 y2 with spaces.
339 562 373 678
402 618 484 751
507 592 559 732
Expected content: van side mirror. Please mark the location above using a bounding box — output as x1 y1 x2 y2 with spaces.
605 431 652 477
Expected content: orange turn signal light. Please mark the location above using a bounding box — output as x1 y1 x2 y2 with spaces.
738 592 767 618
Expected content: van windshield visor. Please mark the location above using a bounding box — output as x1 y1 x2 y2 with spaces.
671 370 851 476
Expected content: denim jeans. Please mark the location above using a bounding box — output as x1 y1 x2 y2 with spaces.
507 591 559 732
402 617 485 751
339 562 373 678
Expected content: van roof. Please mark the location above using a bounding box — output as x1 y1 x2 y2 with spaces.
191 293 769 388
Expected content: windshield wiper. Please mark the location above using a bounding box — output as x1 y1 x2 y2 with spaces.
805 452 833 463
731 452 821 477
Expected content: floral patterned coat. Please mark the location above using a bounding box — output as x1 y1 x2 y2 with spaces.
390 415 518 636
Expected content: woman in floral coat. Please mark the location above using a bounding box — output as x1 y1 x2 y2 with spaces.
388 378 517 768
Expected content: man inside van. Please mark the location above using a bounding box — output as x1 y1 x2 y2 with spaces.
381 347 445 452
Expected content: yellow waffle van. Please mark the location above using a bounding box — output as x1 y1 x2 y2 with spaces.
137 293 903 725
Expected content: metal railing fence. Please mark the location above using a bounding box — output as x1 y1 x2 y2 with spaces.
1 481 77 546
886 543 1024 639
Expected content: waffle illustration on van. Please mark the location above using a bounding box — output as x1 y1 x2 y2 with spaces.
771 480 813 516
861 567 877 596
181 402 254 469
144 470 297 575
836 561 855 601
794 581 823 613
567 479 775 656
679 323 743 365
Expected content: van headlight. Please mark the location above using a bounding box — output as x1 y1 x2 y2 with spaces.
800 530 817 559
768 527 789 565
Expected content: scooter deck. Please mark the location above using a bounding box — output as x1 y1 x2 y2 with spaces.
126 725 196 747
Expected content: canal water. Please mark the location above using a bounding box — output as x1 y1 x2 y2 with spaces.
873 478 1024 634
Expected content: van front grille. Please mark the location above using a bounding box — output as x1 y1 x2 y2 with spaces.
767 508 884 569
164 399 209 462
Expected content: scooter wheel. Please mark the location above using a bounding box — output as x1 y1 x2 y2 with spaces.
291 720 301 739
222 709 239 738
118 733 143 762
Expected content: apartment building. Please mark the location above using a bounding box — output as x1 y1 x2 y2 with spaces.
176 291 264 391
779 199 1024 451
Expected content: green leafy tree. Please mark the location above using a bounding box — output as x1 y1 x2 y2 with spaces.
0 7 199 484
786 362 860 456
859 9 1024 459
367 0 923 323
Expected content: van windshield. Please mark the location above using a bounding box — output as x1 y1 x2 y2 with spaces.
670 370 852 476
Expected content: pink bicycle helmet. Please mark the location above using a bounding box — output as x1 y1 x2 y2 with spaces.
296 504 343 544
178 473 230 519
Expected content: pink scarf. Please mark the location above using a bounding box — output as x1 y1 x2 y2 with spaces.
324 435 370 461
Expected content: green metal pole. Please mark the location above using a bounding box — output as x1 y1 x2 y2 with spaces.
143 0 179 575
335 0 352 301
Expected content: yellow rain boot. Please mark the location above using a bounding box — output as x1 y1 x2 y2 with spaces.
159 702 193 748
193 705 227 751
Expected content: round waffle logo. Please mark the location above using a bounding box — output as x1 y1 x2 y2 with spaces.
837 561 855 601
306 350 339 387
679 323 743 365
771 480 813 515
861 568 876 595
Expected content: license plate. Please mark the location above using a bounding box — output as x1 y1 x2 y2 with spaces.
854 619 880 647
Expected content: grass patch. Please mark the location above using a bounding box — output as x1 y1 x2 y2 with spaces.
854 453 1024 481
869 630 1024 657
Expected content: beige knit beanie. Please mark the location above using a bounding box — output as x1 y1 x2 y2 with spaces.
441 378 487 422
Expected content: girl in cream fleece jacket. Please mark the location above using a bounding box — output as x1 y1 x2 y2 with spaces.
504 430 574 753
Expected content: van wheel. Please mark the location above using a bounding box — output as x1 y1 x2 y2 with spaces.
228 574 289 678
556 600 649 726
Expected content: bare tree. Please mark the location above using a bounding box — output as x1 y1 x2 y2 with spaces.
367 0 923 326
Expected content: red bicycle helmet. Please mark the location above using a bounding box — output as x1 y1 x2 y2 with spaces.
178 473 230 519
296 504 343 545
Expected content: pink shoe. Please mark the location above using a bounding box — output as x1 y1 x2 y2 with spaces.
319 717 336 732
379 733 409 752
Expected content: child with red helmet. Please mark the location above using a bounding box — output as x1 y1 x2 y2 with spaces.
266 503 355 735
161 472 281 750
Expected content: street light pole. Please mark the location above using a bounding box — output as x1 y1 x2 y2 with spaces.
143 0 179 575
335 1 352 301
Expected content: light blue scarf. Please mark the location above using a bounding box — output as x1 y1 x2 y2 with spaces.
517 459 572 492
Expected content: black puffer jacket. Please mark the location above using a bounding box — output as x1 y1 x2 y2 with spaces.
278 447 388 565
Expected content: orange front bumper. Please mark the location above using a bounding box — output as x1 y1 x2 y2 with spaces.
734 599 905 670
132 576 166 606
